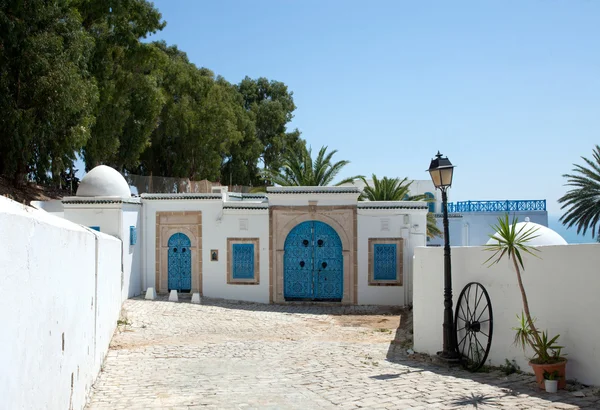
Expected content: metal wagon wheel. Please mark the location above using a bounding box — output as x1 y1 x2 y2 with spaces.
454 282 493 372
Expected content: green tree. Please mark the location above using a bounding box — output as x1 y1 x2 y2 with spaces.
262 145 359 186
78 0 166 171
234 76 301 185
140 44 248 181
558 145 600 240
0 0 98 184
359 175 442 239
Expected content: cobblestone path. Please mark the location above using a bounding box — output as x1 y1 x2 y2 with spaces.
86 297 599 409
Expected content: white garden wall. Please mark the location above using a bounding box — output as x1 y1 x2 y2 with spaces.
357 209 427 305
413 244 600 386
141 198 270 303
0 197 122 410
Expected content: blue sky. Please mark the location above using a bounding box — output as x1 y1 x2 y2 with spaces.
141 0 598 221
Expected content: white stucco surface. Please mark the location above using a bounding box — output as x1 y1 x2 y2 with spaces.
76 165 131 198
487 221 567 246
357 207 427 305
122 205 142 299
429 211 549 246
413 244 600 386
141 198 270 303
0 197 122 410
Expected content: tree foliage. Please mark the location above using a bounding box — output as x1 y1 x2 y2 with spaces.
0 1 304 187
558 145 600 240
359 174 442 239
78 0 166 171
262 145 359 187
0 0 98 184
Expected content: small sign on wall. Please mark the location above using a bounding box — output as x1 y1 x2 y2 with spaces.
210 250 218 261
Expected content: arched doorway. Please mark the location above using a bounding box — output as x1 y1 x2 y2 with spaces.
168 233 192 292
284 221 343 301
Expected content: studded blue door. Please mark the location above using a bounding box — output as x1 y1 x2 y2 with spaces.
284 221 343 301
168 233 192 292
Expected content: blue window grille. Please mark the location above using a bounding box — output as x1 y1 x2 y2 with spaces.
130 226 137 245
89 226 100 232
373 244 397 280
425 192 435 213
232 244 255 279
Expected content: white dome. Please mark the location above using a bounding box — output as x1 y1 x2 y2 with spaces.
487 220 567 246
76 165 131 198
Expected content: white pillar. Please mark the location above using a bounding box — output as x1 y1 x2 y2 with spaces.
191 293 201 304
168 289 178 302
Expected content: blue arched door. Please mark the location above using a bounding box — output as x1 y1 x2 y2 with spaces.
168 233 192 292
284 221 343 301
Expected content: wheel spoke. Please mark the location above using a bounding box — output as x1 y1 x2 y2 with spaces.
473 288 485 321
457 331 469 351
476 303 489 322
472 285 479 322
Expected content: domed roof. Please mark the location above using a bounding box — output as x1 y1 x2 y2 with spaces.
486 218 567 246
76 165 131 198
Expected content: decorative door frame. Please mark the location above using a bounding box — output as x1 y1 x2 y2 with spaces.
270 205 357 304
155 211 202 294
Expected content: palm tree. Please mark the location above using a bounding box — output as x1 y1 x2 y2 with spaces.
262 145 361 186
359 174 442 239
558 145 600 240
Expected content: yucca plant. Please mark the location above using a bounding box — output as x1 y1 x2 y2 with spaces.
485 214 564 364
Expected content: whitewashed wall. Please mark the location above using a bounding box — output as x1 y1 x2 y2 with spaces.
204 209 270 303
413 244 600 386
357 208 427 305
121 205 142 299
142 198 270 303
0 197 122 410
429 211 549 247
63 202 142 300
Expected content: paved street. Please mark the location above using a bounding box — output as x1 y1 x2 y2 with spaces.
86 296 599 409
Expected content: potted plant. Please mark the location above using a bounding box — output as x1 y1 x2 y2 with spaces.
485 215 567 390
544 370 560 393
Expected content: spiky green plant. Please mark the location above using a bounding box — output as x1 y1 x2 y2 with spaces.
359 174 442 239
484 215 563 363
559 145 600 240
261 145 360 186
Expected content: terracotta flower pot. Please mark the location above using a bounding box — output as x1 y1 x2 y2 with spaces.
529 359 567 390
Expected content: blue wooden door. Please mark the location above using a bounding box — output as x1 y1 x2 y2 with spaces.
284 221 343 301
168 233 192 292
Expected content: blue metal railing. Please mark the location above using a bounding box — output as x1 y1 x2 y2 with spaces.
446 200 546 213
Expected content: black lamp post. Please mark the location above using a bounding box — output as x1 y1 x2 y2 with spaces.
427 151 459 361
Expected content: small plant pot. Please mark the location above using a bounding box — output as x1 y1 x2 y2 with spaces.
529 359 567 390
545 379 558 393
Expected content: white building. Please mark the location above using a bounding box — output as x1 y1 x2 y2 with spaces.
348 178 548 246
37 166 429 306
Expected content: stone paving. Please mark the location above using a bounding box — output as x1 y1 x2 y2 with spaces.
86 296 600 409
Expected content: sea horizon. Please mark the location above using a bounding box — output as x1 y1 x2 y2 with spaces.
548 215 596 244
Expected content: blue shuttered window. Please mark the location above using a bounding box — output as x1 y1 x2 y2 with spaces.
373 244 397 281
130 226 137 245
232 244 255 279
425 192 435 213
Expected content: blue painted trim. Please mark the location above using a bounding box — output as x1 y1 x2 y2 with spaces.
424 192 435 213
232 244 255 279
129 226 137 245
447 200 546 213
89 226 100 232
373 244 397 280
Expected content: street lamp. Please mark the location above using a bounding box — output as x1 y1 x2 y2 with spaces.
427 151 459 361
